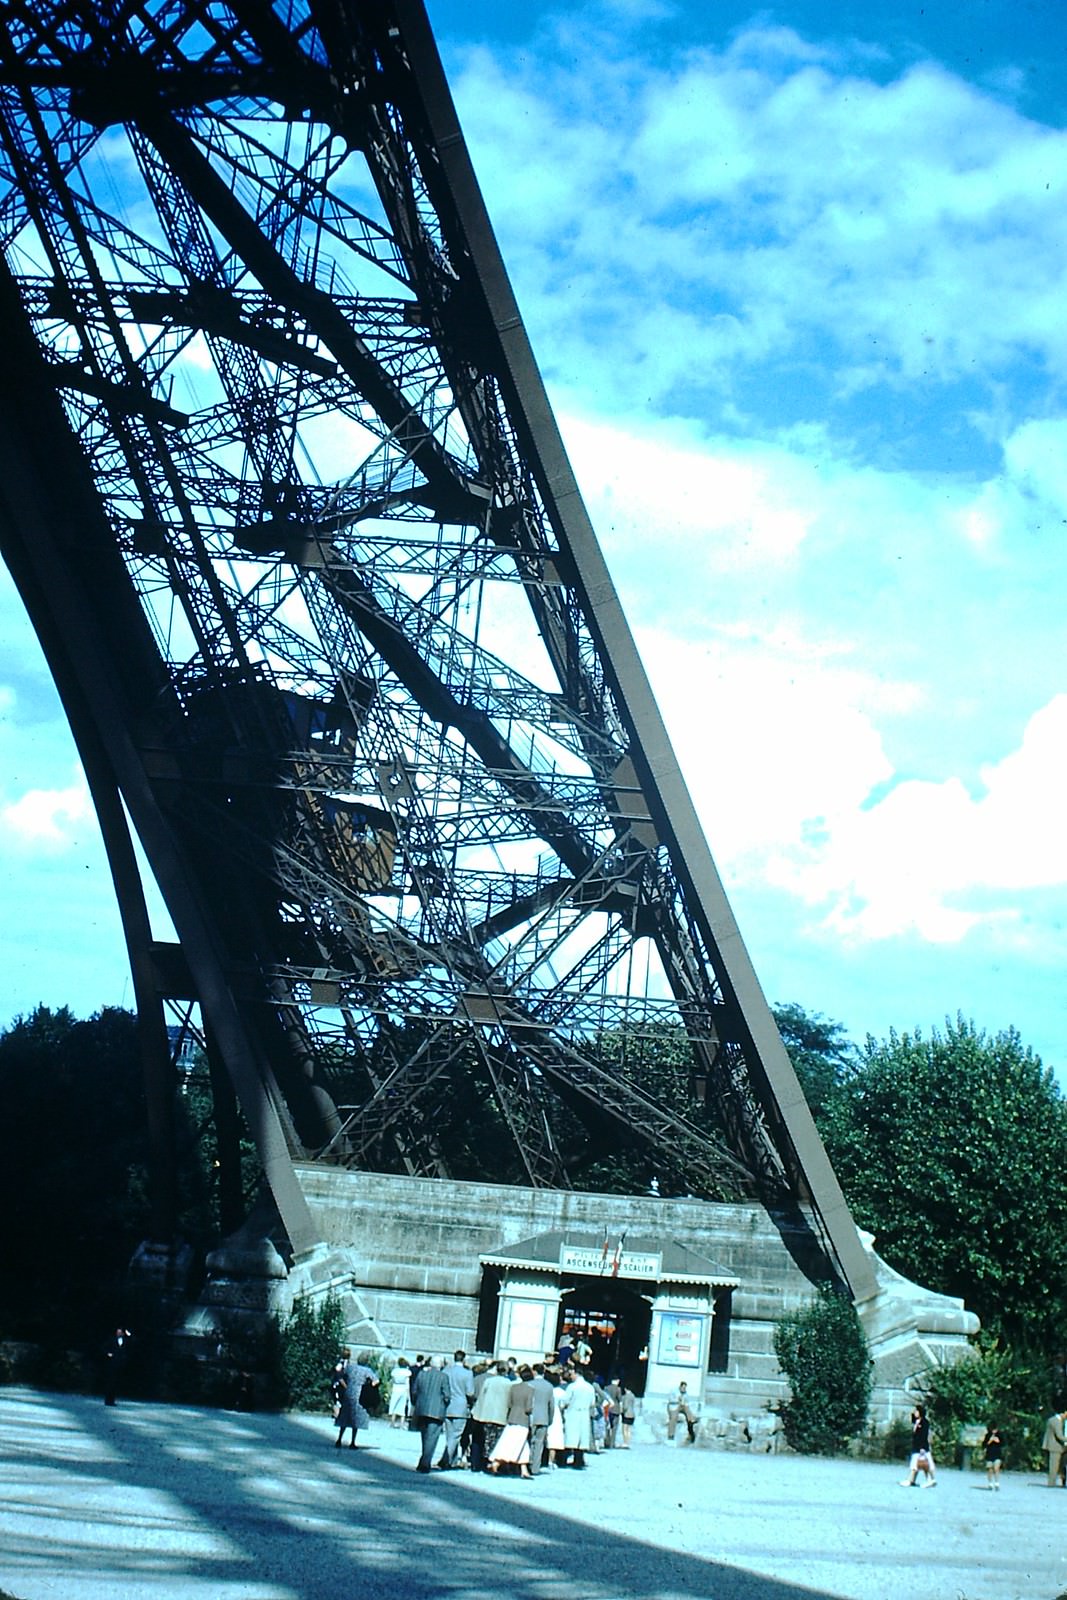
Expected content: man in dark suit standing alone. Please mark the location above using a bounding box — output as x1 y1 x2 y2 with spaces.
103 1327 132 1406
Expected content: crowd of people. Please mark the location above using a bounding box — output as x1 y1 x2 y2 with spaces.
93 1317 1058 1491
329 1352 1032 1490
329 1343 638 1477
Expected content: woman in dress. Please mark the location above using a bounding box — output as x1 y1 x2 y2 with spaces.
618 1384 636 1448
388 1356 411 1427
488 1364 534 1479
545 1371 566 1466
899 1402 936 1487
335 1347 379 1450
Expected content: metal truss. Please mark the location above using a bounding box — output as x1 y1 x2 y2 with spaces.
0 0 875 1296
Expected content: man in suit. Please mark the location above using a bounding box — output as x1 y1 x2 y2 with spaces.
103 1327 133 1406
441 1350 475 1468
667 1381 698 1443
528 1363 556 1475
1043 1409 1067 1485
411 1356 451 1473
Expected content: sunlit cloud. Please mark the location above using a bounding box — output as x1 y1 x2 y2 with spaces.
452 26 1067 427
767 695 1067 943
638 623 902 865
1 774 95 854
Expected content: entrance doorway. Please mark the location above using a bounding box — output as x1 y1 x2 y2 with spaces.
557 1280 652 1394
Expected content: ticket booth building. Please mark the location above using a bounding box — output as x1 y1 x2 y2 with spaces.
480 1231 739 1397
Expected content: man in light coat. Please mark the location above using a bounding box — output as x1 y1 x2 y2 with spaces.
558 1367 595 1468
667 1380 698 1443
472 1360 513 1466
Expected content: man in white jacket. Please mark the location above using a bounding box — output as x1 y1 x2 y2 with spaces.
558 1367 595 1468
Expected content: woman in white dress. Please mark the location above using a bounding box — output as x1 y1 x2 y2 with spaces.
489 1365 534 1478
545 1373 566 1466
388 1356 411 1426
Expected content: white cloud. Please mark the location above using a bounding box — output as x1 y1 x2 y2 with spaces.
1 773 95 854
559 401 989 644
550 394 1067 962
947 415 1067 555
638 623 904 867
1001 418 1067 511
452 28 1067 412
767 695 1067 943
562 411 817 572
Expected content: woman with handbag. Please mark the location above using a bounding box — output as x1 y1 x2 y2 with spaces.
899 1403 937 1487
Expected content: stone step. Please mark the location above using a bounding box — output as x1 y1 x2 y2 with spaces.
632 1409 783 1452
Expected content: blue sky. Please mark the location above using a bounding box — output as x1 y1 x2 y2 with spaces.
1 0 1065 1072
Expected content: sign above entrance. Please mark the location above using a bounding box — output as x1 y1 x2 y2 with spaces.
480 1229 739 1288
560 1244 661 1278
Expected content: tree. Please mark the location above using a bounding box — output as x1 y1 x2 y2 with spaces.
276 1291 348 1410
918 1339 1043 1470
773 1285 872 1453
0 1004 257 1356
820 1016 1067 1351
0 1006 152 1345
773 1002 856 1119
176 1051 262 1239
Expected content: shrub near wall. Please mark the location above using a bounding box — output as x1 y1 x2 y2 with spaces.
920 1341 1044 1471
278 1293 347 1412
774 1285 873 1455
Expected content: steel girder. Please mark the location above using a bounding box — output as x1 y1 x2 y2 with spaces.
0 0 875 1297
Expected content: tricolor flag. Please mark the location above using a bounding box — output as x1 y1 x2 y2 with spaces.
611 1230 627 1277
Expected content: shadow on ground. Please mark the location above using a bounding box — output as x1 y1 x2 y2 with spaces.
0 1387 840 1600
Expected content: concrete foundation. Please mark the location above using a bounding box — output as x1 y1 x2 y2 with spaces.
191 1166 977 1437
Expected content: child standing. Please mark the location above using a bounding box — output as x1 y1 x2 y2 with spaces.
983 1423 1004 1491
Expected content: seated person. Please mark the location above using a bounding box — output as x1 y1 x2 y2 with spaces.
667 1380 698 1442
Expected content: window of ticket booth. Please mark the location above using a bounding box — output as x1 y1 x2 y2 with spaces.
557 1282 651 1394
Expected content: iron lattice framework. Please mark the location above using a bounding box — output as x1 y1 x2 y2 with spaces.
0 0 874 1295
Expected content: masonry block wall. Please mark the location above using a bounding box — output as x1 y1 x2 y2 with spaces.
289 1166 976 1425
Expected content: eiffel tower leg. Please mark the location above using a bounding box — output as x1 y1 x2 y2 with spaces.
0 0 876 1308
0 261 322 1263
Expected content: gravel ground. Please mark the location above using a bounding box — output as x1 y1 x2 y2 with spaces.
1 1385 1064 1600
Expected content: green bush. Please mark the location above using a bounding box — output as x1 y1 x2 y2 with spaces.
919 1339 1042 1470
277 1292 347 1412
774 1285 872 1454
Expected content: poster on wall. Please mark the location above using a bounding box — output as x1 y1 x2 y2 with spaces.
504 1297 549 1352
657 1312 705 1367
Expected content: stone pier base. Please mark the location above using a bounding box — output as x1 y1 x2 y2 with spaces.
190 1166 978 1430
